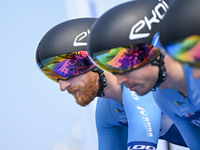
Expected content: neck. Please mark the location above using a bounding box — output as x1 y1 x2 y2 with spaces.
159 55 187 96
193 67 200 78
102 72 123 104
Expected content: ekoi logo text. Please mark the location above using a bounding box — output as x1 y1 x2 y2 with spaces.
129 0 169 40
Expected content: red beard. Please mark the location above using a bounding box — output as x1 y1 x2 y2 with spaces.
67 72 99 106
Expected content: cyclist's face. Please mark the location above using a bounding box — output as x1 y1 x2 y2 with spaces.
116 63 159 95
58 71 99 106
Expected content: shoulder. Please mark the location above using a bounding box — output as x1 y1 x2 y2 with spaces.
95 97 122 121
95 97 126 128
152 88 175 109
152 88 174 101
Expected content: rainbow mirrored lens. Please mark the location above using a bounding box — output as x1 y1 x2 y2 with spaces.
38 51 94 82
165 35 200 67
92 44 161 74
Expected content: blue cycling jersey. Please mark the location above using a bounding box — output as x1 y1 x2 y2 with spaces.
152 65 200 149
96 85 186 150
193 73 200 94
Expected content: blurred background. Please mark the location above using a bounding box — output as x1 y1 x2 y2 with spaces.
0 0 189 150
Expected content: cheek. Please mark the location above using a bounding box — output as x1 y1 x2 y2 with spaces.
76 78 87 87
128 70 144 81
145 65 159 78
143 71 155 79
136 67 158 82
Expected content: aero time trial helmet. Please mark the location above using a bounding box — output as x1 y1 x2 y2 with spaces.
160 0 200 67
88 0 173 74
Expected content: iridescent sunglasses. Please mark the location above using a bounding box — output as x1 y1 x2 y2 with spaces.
37 51 95 82
164 35 200 67
90 43 161 74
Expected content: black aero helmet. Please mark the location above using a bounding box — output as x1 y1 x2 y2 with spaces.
88 0 173 88
36 18 96 67
160 0 200 67
36 18 107 97
88 0 173 55
36 18 96 83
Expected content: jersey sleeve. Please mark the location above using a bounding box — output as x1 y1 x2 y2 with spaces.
122 85 162 149
95 97 128 150
153 91 200 149
159 113 187 147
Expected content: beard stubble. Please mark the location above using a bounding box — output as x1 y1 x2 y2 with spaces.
67 72 99 106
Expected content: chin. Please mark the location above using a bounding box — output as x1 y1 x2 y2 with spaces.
76 99 92 106
135 91 148 96
76 101 91 106
75 95 96 106
134 88 151 96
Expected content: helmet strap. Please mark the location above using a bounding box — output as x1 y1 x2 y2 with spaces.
91 67 107 97
151 53 167 91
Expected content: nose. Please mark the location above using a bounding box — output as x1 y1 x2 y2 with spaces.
116 74 128 85
58 80 71 91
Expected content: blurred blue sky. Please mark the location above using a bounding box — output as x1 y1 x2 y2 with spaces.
0 1 189 150
0 1 89 150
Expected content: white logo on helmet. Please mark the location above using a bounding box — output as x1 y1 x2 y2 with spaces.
73 29 90 46
129 0 169 40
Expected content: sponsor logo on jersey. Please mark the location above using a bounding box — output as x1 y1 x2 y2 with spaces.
129 0 169 40
118 115 128 127
127 141 156 150
195 97 200 106
114 108 128 127
191 119 200 127
174 101 185 106
136 106 153 137
137 106 148 116
192 90 198 99
73 29 90 46
180 107 189 112
118 121 128 127
130 91 139 100
192 90 200 107
183 110 200 127
115 108 125 113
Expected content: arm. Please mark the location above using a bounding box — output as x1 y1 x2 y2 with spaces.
153 90 200 149
156 101 200 149
169 114 200 149
159 113 187 147
95 98 128 150
123 86 162 150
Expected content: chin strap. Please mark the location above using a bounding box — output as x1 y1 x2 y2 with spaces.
151 53 167 91
91 67 107 97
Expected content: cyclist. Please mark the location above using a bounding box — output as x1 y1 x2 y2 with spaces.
87 0 200 149
160 0 200 89
36 18 186 150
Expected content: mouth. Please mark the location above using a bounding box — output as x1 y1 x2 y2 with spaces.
68 88 79 95
73 89 81 96
127 84 139 91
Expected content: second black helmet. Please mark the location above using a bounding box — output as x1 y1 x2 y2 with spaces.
88 0 174 56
